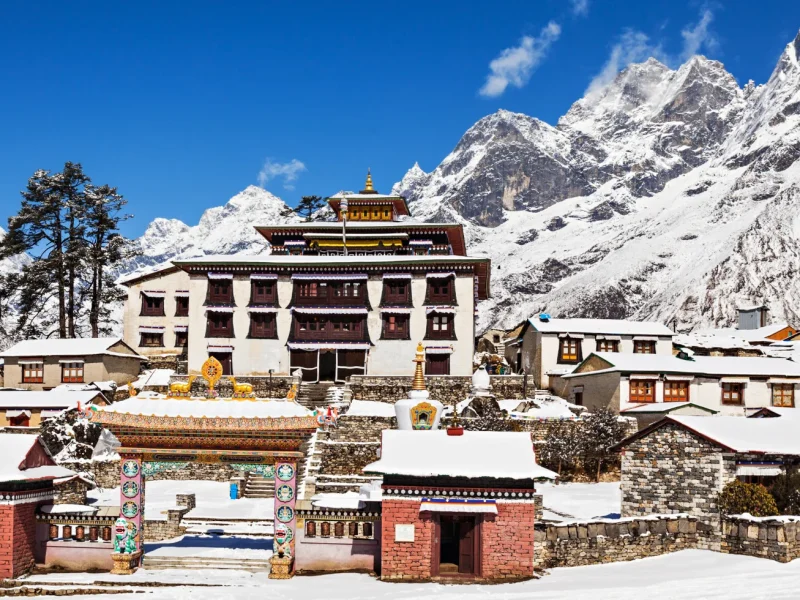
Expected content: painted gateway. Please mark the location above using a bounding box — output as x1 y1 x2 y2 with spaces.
121 173 491 381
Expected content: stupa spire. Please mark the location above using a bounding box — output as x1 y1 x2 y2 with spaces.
360 168 377 194
411 342 426 391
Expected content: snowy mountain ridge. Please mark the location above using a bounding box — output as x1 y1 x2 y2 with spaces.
392 31 800 332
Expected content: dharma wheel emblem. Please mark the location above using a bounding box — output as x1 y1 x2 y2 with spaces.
201 356 224 393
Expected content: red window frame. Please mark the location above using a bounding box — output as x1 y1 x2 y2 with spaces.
630 380 656 403
382 314 410 339
175 296 189 317
208 280 233 304
206 312 234 338
21 362 44 384
633 340 656 354
61 362 84 383
721 382 744 405
664 380 689 402
139 332 164 347
250 280 277 306
426 314 455 340
250 313 277 339
140 295 165 316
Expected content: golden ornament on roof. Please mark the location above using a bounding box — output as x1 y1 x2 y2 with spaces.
360 168 378 194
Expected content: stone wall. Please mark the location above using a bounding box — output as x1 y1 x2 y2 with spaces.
722 516 800 563
620 422 734 517
348 375 528 403
328 416 396 443
317 441 381 476
54 478 90 505
143 494 195 542
534 514 700 569
170 374 300 399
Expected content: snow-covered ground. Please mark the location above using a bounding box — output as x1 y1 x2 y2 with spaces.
87 480 272 521
20 550 800 599
537 482 621 521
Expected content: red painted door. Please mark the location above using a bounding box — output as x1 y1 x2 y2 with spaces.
458 518 475 574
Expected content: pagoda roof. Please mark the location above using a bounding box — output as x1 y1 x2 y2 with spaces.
255 222 467 255
326 194 410 218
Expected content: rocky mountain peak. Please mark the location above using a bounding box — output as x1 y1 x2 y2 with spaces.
391 162 430 201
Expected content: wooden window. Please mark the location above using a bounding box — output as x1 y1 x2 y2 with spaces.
596 339 619 352
9 414 30 427
140 295 165 316
664 381 689 402
382 280 411 306
633 340 656 354
294 316 366 341
629 380 656 403
573 391 583 406
21 362 44 383
175 331 188 347
250 313 277 339
297 282 320 299
426 277 455 304
206 313 234 338
139 332 164 347
772 384 795 408
425 353 450 375
61 362 84 383
721 382 745 405
558 337 582 363
250 280 277 305
426 314 455 340
382 314 410 339
208 280 233 304
175 296 189 317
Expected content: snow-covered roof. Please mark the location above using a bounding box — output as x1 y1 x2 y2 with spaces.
344 400 396 418
0 435 75 483
527 317 674 337
98 397 314 419
680 323 792 347
133 369 175 389
565 352 800 378
0 391 101 409
619 415 800 455
363 430 556 480
0 337 143 359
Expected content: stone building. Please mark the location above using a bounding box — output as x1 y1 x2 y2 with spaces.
560 352 800 415
0 338 143 391
120 173 491 380
364 429 555 581
516 316 674 390
612 415 800 518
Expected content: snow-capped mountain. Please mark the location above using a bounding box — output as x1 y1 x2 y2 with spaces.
394 31 800 332
119 185 300 277
0 227 30 277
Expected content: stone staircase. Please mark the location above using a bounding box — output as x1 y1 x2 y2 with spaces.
143 555 272 572
297 382 338 409
242 472 275 499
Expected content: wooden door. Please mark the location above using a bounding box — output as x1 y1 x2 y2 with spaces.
425 354 450 375
290 350 318 382
458 518 475 574
209 352 233 376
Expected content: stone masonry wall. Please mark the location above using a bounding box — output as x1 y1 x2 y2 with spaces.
722 516 800 563
348 375 528 403
62 459 251 490
143 494 196 542
317 441 381 476
534 514 700 568
620 423 734 518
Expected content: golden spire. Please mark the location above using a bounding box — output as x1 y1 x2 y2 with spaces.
412 342 426 391
360 168 378 194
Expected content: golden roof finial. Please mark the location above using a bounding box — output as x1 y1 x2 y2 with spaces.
412 342 426 391
360 168 377 194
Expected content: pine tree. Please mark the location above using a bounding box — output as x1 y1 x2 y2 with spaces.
1 169 69 337
80 183 137 337
290 195 325 221
582 408 627 482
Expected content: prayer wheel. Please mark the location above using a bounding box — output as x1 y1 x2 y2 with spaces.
62 525 72 539
101 526 111 541
348 522 358 537
75 525 85 541
363 522 373 537
89 526 99 542
305 521 316 537
321 522 330 537
48 525 58 540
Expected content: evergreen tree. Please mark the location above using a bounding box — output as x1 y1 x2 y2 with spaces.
582 408 627 482
290 195 325 221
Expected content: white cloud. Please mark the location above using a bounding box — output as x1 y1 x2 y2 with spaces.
680 9 718 61
479 21 562 98
586 30 666 97
571 0 589 17
257 158 307 190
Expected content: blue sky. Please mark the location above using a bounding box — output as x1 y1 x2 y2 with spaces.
1 1 798 238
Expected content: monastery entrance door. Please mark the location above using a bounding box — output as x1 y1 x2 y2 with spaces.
434 515 479 577
319 351 336 381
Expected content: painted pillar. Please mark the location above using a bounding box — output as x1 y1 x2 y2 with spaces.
273 460 297 558
119 455 145 556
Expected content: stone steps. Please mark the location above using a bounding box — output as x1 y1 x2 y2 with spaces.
143 556 272 572
243 473 275 499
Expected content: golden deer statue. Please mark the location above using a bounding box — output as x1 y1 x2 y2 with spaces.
228 377 254 396
168 375 196 397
